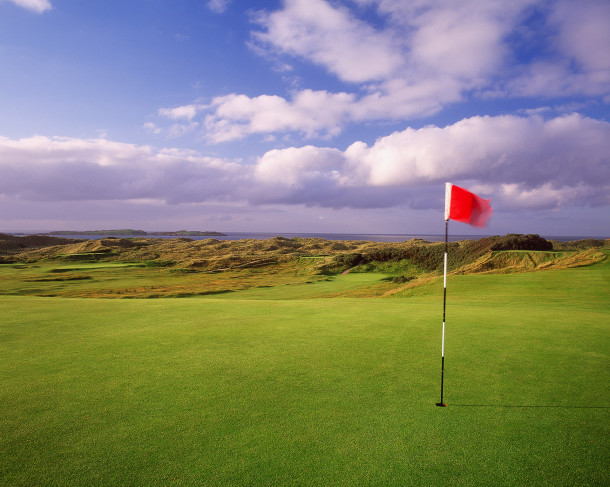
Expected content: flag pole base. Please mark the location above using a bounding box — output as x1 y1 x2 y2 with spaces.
435 403 447 407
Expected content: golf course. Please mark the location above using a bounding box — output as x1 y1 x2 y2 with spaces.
0 234 608 486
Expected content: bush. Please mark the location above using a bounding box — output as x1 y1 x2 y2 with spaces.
490 234 553 251
333 253 365 268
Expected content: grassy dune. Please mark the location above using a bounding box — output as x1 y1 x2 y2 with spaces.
1 247 608 485
0 234 606 299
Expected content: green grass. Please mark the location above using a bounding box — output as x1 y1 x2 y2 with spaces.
0 254 608 485
0 261 341 298
218 272 390 300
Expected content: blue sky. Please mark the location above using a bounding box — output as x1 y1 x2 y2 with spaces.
0 0 608 237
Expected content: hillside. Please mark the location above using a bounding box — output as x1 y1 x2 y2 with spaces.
0 233 606 298
0 233 83 251
1 232 606 272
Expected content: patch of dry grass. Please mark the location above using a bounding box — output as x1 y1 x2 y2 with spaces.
0 235 606 299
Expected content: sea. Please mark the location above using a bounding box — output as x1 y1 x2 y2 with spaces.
8 232 606 243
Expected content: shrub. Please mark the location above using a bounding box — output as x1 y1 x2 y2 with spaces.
490 234 553 251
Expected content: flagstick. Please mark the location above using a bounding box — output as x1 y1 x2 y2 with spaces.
436 219 448 407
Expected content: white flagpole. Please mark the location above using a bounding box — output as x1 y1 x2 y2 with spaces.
437 183 451 407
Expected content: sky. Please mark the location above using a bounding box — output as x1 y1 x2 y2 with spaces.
0 0 608 237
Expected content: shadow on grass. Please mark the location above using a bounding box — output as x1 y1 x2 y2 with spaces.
448 404 610 409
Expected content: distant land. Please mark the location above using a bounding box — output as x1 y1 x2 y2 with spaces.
41 229 227 237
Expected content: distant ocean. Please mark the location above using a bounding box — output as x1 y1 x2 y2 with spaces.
9 232 607 242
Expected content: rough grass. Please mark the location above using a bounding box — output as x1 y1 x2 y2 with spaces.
7 234 605 274
0 235 606 298
0 260 331 298
0 252 608 485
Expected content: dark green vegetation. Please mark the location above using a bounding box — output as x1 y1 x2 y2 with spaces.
0 234 608 485
490 233 554 251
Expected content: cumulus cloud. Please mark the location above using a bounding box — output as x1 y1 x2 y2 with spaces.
153 0 609 143
3 114 607 213
251 0 403 83
4 0 51 13
203 90 355 142
492 0 610 98
249 113 610 211
161 84 458 143
354 114 610 188
158 104 207 121
551 0 610 74
0 136 246 204
207 0 231 14
198 0 517 141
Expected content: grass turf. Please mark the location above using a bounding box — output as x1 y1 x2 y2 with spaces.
0 254 608 485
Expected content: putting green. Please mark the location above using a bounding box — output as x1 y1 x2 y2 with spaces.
0 255 608 485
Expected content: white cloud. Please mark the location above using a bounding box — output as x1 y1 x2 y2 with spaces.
4 0 51 13
254 145 344 187
194 77 466 143
143 122 162 135
493 0 610 98
551 0 610 73
0 136 245 204
407 3 517 85
250 113 610 210
252 0 403 83
207 0 231 14
497 183 595 210
156 0 609 143
202 90 354 142
158 104 207 121
2 113 608 213
361 113 609 191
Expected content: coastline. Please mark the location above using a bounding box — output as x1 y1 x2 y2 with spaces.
4 231 607 243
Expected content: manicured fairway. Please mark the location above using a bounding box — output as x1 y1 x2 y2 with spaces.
1 255 608 485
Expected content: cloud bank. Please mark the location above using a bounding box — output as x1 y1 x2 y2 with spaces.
3 113 608 212
3 0 608 233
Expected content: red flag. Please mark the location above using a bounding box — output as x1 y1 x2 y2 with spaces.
444 183 492 227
